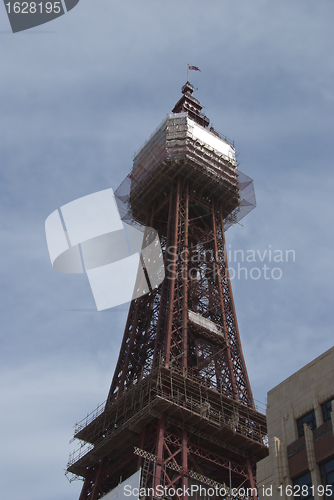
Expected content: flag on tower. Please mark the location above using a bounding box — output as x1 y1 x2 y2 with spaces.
188 65 201 72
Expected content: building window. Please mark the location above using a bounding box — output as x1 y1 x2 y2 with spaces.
296 410 316 438
320 458 334 499
293 472 314 500
321 398 334 423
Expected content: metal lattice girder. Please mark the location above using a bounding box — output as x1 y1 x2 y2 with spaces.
134 445 238 496
163 429 248 478
134 447 157 463
106 177 254 404
188 442 248 478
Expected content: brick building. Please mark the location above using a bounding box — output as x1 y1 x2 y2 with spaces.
257 346 334 500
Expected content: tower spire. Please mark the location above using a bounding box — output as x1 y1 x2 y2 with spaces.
172 82 210 128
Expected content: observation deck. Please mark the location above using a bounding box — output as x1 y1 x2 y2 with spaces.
130 113 238 223
115 113 255 231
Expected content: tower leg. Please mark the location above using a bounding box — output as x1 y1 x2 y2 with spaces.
246 456 258 500
89 460 105 500
182 425 189 500
154 416 166 494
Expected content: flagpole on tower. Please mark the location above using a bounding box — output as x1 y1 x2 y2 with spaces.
187 63 189 82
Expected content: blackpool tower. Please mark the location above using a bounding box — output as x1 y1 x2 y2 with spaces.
67 82 268 500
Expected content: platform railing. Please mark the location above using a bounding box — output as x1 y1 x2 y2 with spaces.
69 368 267 470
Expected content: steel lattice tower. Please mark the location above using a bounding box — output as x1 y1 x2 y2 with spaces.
67 82 268 500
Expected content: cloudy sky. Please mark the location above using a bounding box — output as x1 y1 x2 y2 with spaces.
1 1 333 499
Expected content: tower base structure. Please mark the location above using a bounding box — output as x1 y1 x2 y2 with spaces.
68 366 267 499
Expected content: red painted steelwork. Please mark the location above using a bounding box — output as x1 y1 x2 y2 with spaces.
69 84 267 500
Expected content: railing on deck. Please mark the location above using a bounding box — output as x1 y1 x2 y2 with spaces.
68 367 267 470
